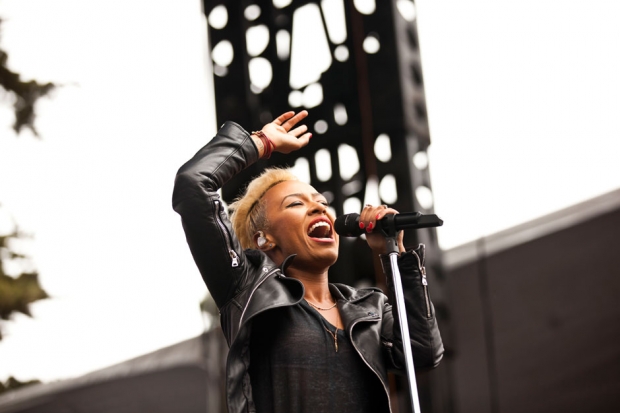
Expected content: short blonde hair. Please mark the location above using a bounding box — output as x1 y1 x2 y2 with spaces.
229 168 298 249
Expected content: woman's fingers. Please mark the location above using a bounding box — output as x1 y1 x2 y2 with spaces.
374 204 392 224
279 131 312 153
281 110 308 130
289 124 308 137
294 132 312 149
361 204 405 253
273 111 296 126
270 110 308 133
359 205 398 233
261 111 313 154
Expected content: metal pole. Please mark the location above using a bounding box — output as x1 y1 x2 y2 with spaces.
388 249 422 413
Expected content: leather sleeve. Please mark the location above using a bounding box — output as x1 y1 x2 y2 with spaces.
379 246 444 370
172 122 259 309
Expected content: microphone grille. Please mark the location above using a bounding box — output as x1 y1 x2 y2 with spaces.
334 213 360 237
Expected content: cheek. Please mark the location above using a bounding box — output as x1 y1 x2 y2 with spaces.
270 212 305 241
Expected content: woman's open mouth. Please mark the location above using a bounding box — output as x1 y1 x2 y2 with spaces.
307 218 334 242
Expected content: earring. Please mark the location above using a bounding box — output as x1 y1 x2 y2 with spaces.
257 231 267 248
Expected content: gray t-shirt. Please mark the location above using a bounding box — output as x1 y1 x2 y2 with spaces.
248 300 390 413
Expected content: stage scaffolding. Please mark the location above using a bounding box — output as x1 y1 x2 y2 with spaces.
202 1 452 411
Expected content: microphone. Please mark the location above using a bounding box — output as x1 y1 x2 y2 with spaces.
334 212 443 237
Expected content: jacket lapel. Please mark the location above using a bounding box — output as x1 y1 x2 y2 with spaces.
330 284 382 333
239 273 304 327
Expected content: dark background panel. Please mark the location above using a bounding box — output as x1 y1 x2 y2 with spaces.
447 204 620 413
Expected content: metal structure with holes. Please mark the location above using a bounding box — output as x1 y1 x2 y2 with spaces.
203 1 451 412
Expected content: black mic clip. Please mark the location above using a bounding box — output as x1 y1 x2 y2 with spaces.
378 213 407 238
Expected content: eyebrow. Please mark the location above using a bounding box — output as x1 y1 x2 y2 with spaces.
280 192 323 207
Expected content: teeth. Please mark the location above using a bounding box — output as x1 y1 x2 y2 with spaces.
307 221 331 234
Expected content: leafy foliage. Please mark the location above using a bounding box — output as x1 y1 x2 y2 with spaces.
0 18 55 136
0 17 51 392
0 216 48 341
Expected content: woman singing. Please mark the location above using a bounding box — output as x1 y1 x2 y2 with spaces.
172 110 443 413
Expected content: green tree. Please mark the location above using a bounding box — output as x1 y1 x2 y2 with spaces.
0 15 52 339
0 16 53 395
0 216 48 341
0 211 48 395
0 18 55 136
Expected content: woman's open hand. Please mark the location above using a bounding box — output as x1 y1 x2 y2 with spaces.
259 111 312 155
360 204 406 255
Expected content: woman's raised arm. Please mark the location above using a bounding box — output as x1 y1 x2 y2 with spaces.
172 111 311 308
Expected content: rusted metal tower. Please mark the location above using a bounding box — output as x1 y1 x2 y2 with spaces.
202 1 451 411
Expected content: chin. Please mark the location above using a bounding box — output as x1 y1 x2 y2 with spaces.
321 248 339 267
302 246 339 269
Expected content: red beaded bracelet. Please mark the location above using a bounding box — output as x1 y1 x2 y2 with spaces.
252 130 276 159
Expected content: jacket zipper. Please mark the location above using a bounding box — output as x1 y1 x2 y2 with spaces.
350 318 393 413
413 245 431 318
421 267 431 318
214 200 239 267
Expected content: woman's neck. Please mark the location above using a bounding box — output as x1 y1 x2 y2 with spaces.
286 267 333 304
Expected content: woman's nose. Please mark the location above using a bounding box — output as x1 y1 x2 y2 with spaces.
309 202 327 214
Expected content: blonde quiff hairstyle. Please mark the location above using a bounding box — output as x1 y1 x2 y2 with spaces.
229 168 298 250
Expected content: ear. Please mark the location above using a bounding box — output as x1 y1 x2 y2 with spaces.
254 231 275 250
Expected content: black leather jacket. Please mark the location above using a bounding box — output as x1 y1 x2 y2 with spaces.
172 122 444 413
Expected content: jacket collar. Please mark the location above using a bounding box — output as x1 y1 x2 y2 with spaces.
329 282 382 303
240 255 381 332
237 256 303 329
278 255 380 304
329 283 382 332
279 254 297 272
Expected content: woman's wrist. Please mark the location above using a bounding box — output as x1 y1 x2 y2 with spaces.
251 130 276 159
250 134 265 158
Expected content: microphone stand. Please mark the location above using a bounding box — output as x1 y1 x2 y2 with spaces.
381 215 422 413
